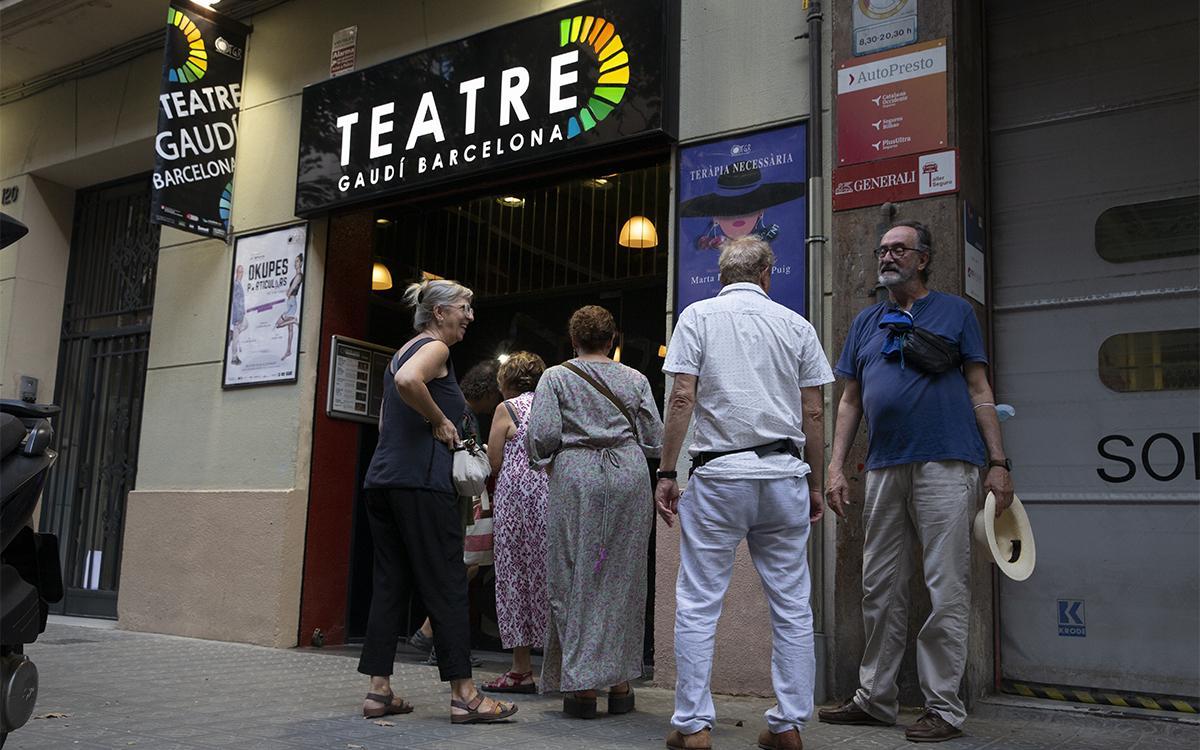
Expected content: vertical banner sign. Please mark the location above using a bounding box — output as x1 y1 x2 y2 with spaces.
151 0 250 239
223 223 307 388
837 39 947 166
676 122 808 315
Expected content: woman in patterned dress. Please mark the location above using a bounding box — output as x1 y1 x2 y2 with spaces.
526 306 664 719
481 351 550 695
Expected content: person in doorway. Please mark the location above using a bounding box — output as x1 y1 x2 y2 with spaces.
357 278 517 725
228 264 246 366
481 351 550 695
819 220 1014 742
526 305 663 719
408 357 502 667
656 236 833 750
461 358 503 423
275 252 303 360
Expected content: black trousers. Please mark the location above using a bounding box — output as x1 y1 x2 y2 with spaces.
357 487 472 682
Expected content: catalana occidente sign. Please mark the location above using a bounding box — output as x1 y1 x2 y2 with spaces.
294 0 678 216
151 0 250 239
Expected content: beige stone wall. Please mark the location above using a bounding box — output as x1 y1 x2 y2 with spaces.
118 490 308 647
0 175 72 403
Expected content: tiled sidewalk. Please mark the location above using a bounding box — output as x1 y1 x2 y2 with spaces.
8 621 1197 749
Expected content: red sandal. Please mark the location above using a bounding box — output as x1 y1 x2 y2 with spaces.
481 670 537 694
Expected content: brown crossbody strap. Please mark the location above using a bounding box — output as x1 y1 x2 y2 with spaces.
561 361 639 441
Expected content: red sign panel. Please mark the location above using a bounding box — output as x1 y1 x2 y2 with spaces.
832 149 958 211
837 38 948 166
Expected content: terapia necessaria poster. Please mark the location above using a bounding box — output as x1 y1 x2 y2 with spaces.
151 0 249 239
223 224 307 388
675 122 808 315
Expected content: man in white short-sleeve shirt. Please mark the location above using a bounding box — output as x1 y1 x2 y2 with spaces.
658 236 834 750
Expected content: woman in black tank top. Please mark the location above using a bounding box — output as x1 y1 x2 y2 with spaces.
356 279 518 725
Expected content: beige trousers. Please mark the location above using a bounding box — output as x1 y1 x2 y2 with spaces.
853 460 980 727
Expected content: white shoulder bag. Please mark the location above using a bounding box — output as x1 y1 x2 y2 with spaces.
451 438 490 497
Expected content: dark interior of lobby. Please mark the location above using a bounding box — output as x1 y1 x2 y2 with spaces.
346 158 671 646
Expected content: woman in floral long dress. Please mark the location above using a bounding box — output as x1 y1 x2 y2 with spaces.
482 352 549 694
526 306 664 719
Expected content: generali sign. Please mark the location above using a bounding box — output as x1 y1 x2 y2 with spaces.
832 149 958 211
295 0 678 215
837 38 947 166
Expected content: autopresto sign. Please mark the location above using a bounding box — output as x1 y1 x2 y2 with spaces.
294 0 676 215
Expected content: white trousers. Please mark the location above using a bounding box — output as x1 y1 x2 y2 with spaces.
853 460 979 728
671 475 814 735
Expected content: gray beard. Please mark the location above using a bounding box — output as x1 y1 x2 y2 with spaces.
878 267 913 287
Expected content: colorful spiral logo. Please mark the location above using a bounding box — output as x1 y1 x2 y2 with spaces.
558 15 629 139
219 181 233 225
166 7 208 83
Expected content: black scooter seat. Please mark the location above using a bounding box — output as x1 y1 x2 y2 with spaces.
0 400 60 420
0 413 22 459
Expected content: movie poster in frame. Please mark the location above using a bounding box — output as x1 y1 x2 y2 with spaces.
222 223 308 388
676 122 808 315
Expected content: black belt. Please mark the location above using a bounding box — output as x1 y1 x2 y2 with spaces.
692 439 799 472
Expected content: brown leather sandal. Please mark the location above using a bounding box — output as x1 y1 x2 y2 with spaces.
362 691 414 718
450 693 518 724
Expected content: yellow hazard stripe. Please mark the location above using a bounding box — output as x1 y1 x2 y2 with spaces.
1001 681 1197 713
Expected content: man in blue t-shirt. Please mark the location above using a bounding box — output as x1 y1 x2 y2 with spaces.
819 221 1014 743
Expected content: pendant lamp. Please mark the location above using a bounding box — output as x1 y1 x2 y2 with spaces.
618 215 658 248
372 261 393 291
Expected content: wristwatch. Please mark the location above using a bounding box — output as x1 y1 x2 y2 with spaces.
656 470 678 480
988 458 1012 472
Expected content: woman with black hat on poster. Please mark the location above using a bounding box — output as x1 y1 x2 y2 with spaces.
679 160 806 250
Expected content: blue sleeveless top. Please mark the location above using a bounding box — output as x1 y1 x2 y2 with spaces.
363 337 467 494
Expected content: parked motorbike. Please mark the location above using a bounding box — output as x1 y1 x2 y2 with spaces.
0 212 65 746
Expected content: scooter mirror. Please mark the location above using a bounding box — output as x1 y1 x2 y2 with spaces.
0 211 30 250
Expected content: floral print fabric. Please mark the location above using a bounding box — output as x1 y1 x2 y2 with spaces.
492 391 550 649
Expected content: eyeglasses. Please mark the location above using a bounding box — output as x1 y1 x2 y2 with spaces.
445 302 473 314
873 244 921 260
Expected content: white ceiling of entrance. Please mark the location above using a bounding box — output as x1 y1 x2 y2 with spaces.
0 0 167 90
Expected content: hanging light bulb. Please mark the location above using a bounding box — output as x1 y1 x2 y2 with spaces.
618 216 658 248
371 261 393 291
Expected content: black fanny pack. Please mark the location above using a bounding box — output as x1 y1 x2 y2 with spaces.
900 327 962 374
880 309 962 374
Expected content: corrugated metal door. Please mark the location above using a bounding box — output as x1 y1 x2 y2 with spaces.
987 1 1199 699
